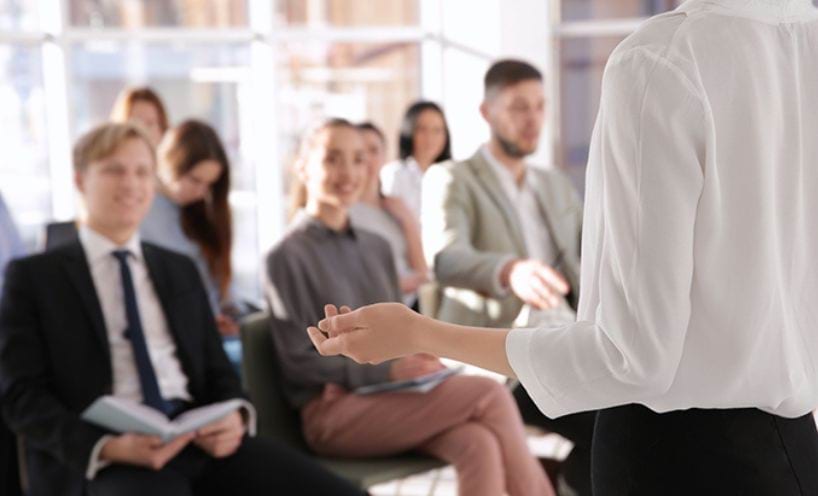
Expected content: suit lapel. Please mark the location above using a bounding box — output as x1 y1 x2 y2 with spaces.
468 151 528 256
61 242 110 360
142 244 193 363
529 172 580 307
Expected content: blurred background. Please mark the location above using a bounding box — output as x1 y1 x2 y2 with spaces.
0 0 743 302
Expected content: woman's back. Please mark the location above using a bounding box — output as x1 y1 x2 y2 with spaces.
573 0 818 417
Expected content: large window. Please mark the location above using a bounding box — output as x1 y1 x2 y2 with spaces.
556 35 624 189
560 0 680 21
0 44 50 247
552 0 685 192
276 0 418 27
68 0 249 27
276 40 420 168
0 0 39 30
0 0 424 302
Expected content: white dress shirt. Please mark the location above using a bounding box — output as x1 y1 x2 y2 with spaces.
380 157 424 222
80 226 192 403
507 0 818 419
481 146 577 328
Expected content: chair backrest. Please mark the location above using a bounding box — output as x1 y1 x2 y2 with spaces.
240 311 309 451
44 221 79 251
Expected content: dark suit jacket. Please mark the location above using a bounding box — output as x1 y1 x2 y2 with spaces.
0 240 242 496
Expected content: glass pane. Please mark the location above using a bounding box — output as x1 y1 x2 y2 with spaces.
276 41 420 187
68 41 260 299
557 35 625 193
0 0 39 30
276 0 418 26
0 45 51 249
68 0 248 28
561 0 685 22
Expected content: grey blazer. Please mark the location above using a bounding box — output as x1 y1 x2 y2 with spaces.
422 149 583 328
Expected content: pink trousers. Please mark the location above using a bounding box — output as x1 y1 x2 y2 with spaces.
301 375 555 496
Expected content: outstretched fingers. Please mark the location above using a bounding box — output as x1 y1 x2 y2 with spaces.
323 304 339 319
319 307 361 336
307 327 331 354
307 326 372 363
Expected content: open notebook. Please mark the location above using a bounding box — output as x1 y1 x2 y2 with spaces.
82 396 243 443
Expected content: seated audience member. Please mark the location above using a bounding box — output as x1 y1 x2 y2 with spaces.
421 59 595 495
110 86 170 147
349 122 429 308
0 191 24 496
141 120 240 337
380 101 452 222
0 123 363 496
41 86 170 252
0 191 25 315
265 118 554 496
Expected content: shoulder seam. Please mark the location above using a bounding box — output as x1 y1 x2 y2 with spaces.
608 46 706 110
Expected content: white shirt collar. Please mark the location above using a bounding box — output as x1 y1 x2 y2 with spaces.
79 225 144 265
480 145 528 192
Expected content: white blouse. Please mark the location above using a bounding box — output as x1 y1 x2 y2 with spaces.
380 157 424 222
507 0 818 419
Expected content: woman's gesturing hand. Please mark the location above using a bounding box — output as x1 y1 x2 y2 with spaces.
307 303 421 364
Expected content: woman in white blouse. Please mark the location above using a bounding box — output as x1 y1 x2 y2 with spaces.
310 1 818 494
379 101 452 222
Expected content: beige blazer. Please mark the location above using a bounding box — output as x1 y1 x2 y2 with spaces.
421 149 583 328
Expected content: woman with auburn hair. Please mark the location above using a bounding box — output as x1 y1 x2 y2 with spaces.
141 119 238 336
110 86 170 147
266 118 554 496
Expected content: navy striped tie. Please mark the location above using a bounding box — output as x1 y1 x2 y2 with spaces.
112 250 170 415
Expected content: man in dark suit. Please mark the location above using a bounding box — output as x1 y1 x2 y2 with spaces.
0 191 24 496
0 122 362 496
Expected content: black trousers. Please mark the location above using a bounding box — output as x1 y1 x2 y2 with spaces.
87 436 363 496
0 416 21 496
513 383 596 496
593 404 818 496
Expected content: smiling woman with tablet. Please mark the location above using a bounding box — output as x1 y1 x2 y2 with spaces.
265 118 555 496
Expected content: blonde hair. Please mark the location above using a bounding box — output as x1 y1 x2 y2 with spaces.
287 118 356 220
73 122 155 173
